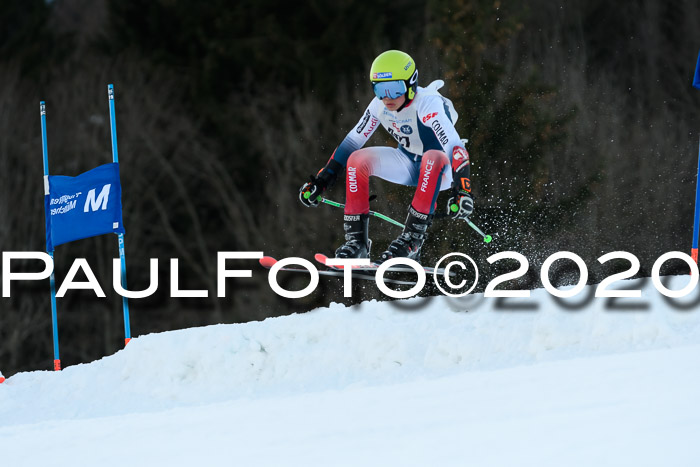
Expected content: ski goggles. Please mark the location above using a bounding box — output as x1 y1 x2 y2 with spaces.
372 80 407 100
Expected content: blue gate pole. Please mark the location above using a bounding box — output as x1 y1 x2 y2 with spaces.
692 139 700 265
107 84 132 345
692 51 700 266
40 101 61 371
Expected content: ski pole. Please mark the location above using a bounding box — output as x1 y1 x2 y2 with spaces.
315 193 493 242
317 197 405 228
449 202 492 243
366 203 492 244
466 218 492 243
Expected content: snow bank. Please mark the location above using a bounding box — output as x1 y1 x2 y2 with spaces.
1 276 700 466
1 276 698 427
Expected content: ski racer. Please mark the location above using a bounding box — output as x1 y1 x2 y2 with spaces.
299 49 473 263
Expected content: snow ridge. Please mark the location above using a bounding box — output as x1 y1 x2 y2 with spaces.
2 277 699 427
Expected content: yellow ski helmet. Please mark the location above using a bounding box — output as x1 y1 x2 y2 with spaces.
370 50 418 105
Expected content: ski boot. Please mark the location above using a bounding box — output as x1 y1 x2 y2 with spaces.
335 214 372 258
377 206 433 264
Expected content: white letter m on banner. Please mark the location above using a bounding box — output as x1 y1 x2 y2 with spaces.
84 184 111 212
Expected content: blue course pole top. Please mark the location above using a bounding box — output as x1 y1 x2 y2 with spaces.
108 84 119 163
40 101 49 177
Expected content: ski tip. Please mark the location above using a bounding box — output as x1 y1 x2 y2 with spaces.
259 256 278 268
314 253 329 265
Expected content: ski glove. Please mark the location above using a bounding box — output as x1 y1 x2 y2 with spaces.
299 177 325 207
299 160 342 207
447 190 474 220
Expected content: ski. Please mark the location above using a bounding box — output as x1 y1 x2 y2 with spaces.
314 253 456 277
259 256 416 286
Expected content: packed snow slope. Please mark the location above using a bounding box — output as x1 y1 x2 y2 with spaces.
1 276 700 466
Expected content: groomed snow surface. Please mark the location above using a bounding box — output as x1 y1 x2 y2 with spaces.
1 276 700 466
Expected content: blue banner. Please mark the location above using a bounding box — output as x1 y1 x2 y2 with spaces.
44 163 125 251
694 50 700 89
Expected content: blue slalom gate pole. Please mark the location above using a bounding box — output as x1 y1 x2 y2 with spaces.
107 84 132 345
692 141 700 265
40 101 61 371
692 51 700 265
